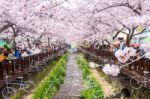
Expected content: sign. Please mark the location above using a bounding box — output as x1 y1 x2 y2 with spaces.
138 24 143 33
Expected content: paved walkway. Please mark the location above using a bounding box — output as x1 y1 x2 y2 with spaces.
53 53 83 99
91 69 115 98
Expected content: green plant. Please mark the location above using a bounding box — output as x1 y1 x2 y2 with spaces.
11 58 58 99
32 54 68 99
76 54 104 99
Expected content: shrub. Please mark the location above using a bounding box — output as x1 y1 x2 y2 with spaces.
32 54 68 99
76 54 104 99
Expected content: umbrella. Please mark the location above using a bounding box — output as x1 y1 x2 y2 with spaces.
0 40 7 47
130 43 140 47
0 41 11 50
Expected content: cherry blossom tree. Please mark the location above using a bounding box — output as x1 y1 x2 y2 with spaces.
0 0 69 49
0 0 150 48
79 0 150 46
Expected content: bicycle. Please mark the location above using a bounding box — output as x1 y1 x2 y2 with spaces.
28 60 43 73
2 73 35 99
130 72 150 90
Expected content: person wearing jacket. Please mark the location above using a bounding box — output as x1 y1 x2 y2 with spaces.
15 48 22 59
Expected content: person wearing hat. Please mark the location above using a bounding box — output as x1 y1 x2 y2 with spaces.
112 37 125 53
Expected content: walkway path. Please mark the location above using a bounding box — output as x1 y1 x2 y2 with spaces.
91 69 116 98
53 53 83 99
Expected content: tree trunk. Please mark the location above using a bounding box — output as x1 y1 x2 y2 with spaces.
126 35 130 46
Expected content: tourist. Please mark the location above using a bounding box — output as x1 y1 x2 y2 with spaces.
15 47 22 59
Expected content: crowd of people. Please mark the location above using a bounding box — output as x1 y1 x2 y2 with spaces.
111 37 145 63
0 38 43 62
0 46 33 62
102 37 148 76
